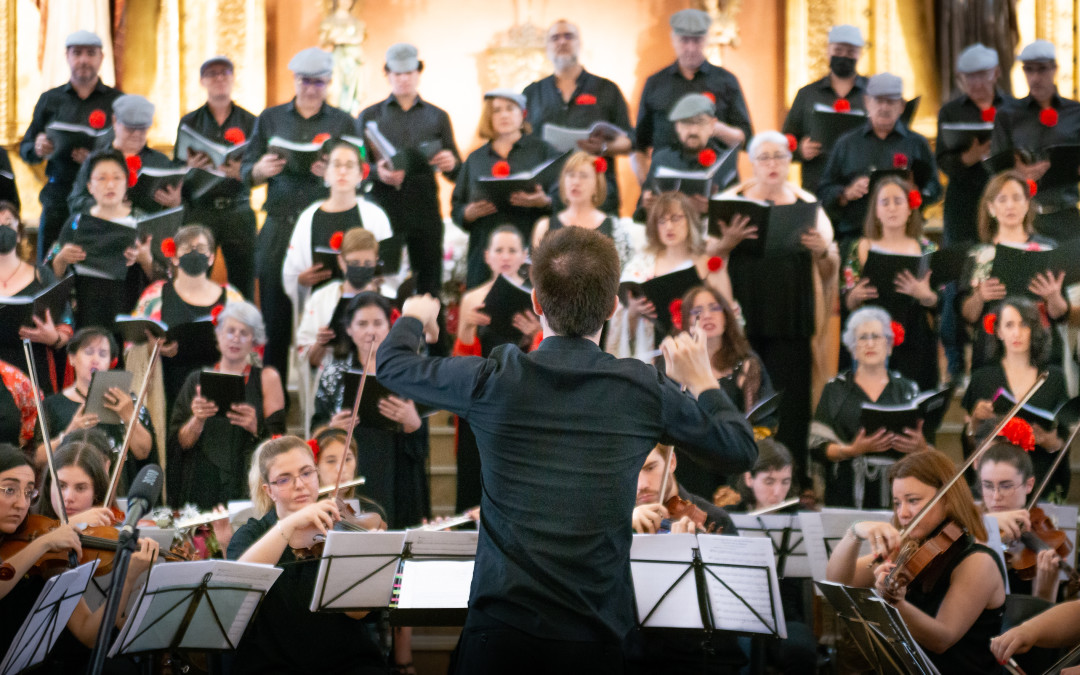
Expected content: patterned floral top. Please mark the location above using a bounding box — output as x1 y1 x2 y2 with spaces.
131 280 245 321
0 360 36 447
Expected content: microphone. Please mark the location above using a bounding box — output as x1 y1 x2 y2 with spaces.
117 464 163 542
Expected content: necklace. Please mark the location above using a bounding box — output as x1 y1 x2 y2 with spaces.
0 261 22 289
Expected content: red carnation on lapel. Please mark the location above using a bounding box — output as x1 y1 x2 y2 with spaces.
491 160 511 178
981 107 996 123
1027 179 1038 197
701 92 716 104
907 189 922 210
669 299 683 330
983 312 997 335
698 149 717 167
893 153 909 170
312 132 332 145
125 155 141 187
833 99 851 113
160 237 177 258
999 417 1036 452
223 127 246 145
329 231 344 251
306 438 321 460
575 93 597 105
1039 108 1058 127
210 304 225 326
88 109 107 130
785 133 798 153
593 156 608 174
707 256 723 272
890 320 905 346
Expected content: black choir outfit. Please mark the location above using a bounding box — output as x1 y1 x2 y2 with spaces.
154 281 231 411
358 94 462 296
638 137 734 218
809 369 920 508
0 265 68 394
782 74 869 191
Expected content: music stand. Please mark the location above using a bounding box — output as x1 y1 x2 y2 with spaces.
108 560 281 658
799 508 893 585
815 581 940 675
309 531 406 612
389 530 477 626
0 560 98 675
730 513 811 579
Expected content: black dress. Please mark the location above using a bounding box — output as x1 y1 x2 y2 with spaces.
311 353 430 528
962 364 1070 498
809 369 920 508
158 282 227 410
167 365 286 509
0 266 67 394
225 510 387 675
0 377 23 448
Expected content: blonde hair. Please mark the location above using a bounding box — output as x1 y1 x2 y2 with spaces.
249 435 314 517
477 96 531 140
341 228 377 256
558 151 607 207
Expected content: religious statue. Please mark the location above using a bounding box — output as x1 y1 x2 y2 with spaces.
319 0 366 116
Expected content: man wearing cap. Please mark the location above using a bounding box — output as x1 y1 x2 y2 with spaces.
20 30 123 261
358 43 461 297
637 92 733 218
991 40 1080 241
817 73 941 254
242 46 359 382
782 25 869 191
174 56 257 298
67 94 179 216
523 19 633 212
634 8 752 186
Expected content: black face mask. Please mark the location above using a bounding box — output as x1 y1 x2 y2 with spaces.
177 251 210 277
345 263 375 289
830 55 857 79
0 227 16 255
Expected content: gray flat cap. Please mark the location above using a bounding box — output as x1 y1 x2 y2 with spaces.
288 47 333 77
1018 40 1056 62
670 9 711 37
828 24 864 47
385 43 419 73
112 94 155 129
484 88 526 110
956 44 998 73
668 93 716 122
866 72 904 99
65 30 102 48
200 55 234 76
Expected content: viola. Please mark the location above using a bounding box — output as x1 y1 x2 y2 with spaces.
881 520 966 600
1006 508 1080 591
662 495 718 533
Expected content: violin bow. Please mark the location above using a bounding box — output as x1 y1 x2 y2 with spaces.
885 370 1049 552
23 339 77 567
656 445 676 506
102 338 162 508
331 339 376 503
1025 396 1080 510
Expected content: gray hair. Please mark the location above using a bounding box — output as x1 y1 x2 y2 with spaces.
748 130 792 161
215 300 267 346
841 305 894 355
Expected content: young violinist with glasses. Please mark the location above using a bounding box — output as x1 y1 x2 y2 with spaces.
826 449 1007 674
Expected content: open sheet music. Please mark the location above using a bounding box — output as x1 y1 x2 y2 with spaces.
799 508 892 584
729 513 811 578
309 531 406 611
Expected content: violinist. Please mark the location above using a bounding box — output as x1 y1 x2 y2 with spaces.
826 449 1006 674
724 437 795 512
35 439 116 528
979 438 1062 602
0 444 159 662
226 435 387 675
310 426 360 501
991 598 1080 671
632 444 735 535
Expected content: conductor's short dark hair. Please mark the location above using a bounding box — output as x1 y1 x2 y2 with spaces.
530 227 618 338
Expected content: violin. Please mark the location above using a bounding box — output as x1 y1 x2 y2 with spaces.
662 495 712 532
881 520 966 600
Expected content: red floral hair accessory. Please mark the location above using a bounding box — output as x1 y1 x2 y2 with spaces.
1039 108 1058 127
125 155 141 188
890 321 905 346
491 160 511 178
306 437 321 460
361 162 370 180
389 307 401 325
669 299 683 330
312 132 332 145
698 149 717 167
593 156 608 174
981 107 996 123
893 153 909 170
575 93 597 105
1027 179 1038 198
329 231 344 251
999 417 1036 452
907 189 922 210
707 256 723 272
88 109 107 130
833 99 851 113
210 304 225 326
983 312 997 335
161 237 177 258
785 133 798 153
223 127 246 144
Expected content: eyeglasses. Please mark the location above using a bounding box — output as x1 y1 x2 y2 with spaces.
980 481 1019 495
754 153 790 163
689 303 723 317
855 333 886 343
658 213 687 226
1022 64 1055 74
547 32 577 42
268 468 318 489
0 486 39 502
959 70 996 83
299 77 330 88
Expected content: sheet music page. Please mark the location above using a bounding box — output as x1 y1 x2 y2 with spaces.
110 560 281 656
630 534 701 629
800 509 892 584
696 535 786 638
0 560 97 675
394 560 475 609
730 513 811 578
402 529 478 557
309 531 405 612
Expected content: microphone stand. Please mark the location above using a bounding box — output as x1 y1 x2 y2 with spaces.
86 521 140 675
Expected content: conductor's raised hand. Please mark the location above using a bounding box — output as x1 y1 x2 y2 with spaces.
661 327 719 398
401 294 441 343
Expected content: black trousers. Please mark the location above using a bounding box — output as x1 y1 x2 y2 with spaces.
37 181 72 263
450 614 624 675
256 213 296 383
185 202 257 299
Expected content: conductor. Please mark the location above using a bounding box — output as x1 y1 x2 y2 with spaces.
378 226 757 674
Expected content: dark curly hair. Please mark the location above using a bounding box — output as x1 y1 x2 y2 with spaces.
988 295 1051 368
